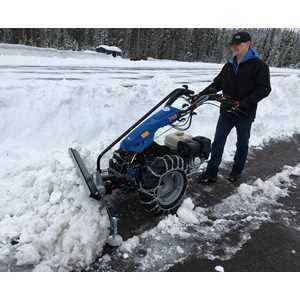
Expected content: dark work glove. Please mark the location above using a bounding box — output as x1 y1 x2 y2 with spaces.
221 97 240 112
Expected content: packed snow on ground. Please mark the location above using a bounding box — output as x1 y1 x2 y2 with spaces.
0 44 300 271
97 164 300 271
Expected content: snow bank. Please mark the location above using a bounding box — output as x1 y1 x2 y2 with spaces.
212 165 300 219
0 154 109 271
1 73 300 173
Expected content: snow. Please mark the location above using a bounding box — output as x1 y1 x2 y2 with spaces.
177 198 199 224
0 44 300 271
15 244 41 266
108 164 300 271
119 236 140 253
0 157 110 271
0 43 118 60
176 246 184 254
215 265 225 272
96 45 122 53
154 214 190 238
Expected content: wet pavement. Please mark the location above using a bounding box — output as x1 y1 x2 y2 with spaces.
92 134 300 271
105 135 300 241
170 176 300 271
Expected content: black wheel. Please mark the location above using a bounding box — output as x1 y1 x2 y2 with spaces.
138 155 188 214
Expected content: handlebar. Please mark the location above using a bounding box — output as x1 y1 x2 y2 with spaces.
165 86 194 106
160 85 225 118
179 92 223 115
164 84 250 120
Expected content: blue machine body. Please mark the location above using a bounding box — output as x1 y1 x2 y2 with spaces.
119 106 181 153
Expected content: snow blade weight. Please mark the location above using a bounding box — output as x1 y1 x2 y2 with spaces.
69 148 105 201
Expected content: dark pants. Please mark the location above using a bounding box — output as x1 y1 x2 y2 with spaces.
206 113 253 176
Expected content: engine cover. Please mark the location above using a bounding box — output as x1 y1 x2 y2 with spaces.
193 136 211 159
164 131 193 151
177 139 202 158
177 136 211 159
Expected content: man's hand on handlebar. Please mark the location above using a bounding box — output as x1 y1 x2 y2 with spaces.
207 93 223 102
190 91 223 103
220 96 240 112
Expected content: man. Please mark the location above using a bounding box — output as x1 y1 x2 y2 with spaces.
197 31 271 183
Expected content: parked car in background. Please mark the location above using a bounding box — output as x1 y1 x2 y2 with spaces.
96 45 122 57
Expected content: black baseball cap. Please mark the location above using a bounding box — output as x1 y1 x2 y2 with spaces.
230 31 252 45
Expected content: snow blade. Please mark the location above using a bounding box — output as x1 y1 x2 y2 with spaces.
69 148 104 200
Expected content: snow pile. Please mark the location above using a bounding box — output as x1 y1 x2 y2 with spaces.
211 165 300 220
251 74 300 145
119 236 140 253
107 164 300 271
215 265 225 272
177 198 199 224
2 73 299 173
0 154 109 271
143 198 208 239
177 198 208 224
147 163 298 239
176 246 184 254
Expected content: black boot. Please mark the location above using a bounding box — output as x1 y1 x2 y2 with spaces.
198 172 217 184
227 169 242 183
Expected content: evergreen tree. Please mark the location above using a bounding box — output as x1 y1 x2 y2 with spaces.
0 28 300 68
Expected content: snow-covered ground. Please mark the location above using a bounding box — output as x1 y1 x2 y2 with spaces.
0 44 300 271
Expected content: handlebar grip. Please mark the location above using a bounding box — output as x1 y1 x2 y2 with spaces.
165 88 195 106
182 85 194 96
184 89 195 96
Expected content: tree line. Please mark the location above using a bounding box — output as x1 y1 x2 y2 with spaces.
0 28 299 68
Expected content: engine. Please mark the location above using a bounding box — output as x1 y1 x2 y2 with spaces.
109 131 211 180
164 132 211 161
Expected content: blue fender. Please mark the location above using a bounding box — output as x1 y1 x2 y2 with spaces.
119 106 181 153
